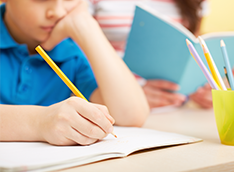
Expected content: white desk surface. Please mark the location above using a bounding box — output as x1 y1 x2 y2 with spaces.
59 102 234 172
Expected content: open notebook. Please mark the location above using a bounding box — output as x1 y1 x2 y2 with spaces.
123 4 234 95
0 126 202 172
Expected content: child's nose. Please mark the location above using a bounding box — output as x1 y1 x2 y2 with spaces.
46 3 67 20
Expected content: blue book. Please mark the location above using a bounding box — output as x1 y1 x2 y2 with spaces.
123 4 234 95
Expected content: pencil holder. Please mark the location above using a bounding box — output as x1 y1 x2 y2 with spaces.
212 89 234 146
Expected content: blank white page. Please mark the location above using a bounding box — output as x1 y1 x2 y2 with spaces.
0 126 202 172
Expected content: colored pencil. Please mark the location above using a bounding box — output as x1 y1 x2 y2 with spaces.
224 67 231 89
198 36 226 90
220 40 234 90
186 39 220 90
35 45 117 138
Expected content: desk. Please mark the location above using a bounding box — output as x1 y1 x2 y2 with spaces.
59 102 234 172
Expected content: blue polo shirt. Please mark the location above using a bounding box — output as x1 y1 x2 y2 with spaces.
0 4 98 106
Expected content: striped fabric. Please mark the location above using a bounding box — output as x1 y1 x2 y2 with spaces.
87 0 208 57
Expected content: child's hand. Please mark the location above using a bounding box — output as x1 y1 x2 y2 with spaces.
41 0 91 51
143 80 186 109
189 83 213 109
39 97 115 146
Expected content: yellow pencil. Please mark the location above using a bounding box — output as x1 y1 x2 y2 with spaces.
186 39 221 90
198 36 226 90
35 45 117 138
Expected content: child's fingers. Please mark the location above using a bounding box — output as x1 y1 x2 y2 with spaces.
93 104 115 124
144 86 186 103
204 83 212 89
146 93 184 109
68 97 113 135
147 96 172 108
191 95 213 108
190 88 213 108
66 127 98 146
157 91 186 103
145 80 179 91
69 111 108 139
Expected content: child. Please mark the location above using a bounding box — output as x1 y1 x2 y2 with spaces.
0 0 149 146
87 0 213 109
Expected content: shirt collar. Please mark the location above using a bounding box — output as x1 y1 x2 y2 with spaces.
0 4 19 49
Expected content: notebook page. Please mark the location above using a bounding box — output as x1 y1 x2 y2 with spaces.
0 127 202 172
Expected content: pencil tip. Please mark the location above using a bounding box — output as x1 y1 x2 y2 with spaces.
198 36 207 52
198 36 204 44
186 39 191 45
220 40 225 47
224 67 227 73
111 132 117 138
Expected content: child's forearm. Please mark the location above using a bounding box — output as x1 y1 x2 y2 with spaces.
70 15 150 126
0 98 115 145
0 105 44 141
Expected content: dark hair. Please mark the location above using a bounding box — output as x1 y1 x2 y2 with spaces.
174 0 203 34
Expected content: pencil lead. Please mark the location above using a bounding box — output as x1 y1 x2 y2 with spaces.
186 39 191 45
220 40 225 47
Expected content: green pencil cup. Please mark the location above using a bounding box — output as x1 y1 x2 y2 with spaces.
212 89 234 146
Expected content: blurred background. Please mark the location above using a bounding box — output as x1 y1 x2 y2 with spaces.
0 0 233 34
200 0 234 34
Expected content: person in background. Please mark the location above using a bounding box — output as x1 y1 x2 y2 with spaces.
87 0 218 109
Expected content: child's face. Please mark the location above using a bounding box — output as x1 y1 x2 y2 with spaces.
4 0 79 43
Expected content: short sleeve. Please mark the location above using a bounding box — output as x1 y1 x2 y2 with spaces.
74 53 98 101
84 0 95 15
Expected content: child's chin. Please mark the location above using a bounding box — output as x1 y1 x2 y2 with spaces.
38 35 50 43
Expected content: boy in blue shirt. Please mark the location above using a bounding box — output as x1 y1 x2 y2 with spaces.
0 0 149 146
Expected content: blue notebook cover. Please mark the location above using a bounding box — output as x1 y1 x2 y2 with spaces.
123 5 234 95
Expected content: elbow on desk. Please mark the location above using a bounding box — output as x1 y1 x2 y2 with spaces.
113 103 150 127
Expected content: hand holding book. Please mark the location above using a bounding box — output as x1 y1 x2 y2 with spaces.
142 80 186 108
189 83 213 108
123 5 234 109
